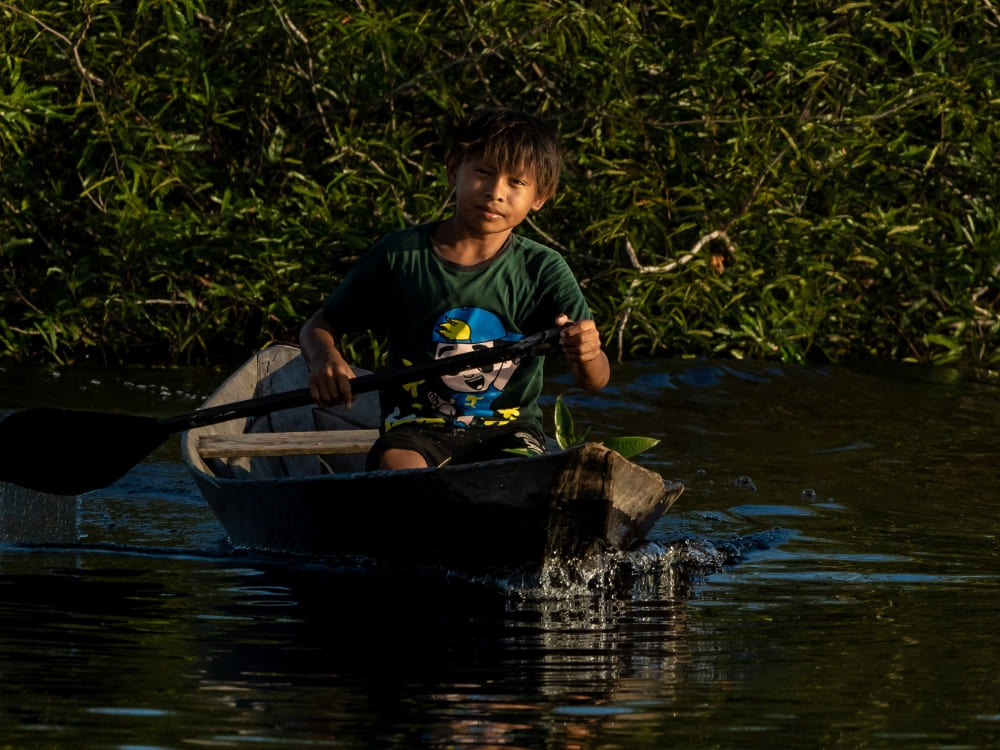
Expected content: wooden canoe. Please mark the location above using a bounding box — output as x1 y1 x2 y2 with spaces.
180 345 683 573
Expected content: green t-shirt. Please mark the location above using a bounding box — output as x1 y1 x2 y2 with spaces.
321 222 593 432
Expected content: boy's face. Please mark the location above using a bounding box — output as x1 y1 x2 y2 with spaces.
447 155 548 238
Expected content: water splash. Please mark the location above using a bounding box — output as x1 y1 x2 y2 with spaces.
0 483 79 544
515 528 791 600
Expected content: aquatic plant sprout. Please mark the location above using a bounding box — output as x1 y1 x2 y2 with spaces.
554 394 660 458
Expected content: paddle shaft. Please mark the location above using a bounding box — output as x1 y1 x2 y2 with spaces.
160 324 563 431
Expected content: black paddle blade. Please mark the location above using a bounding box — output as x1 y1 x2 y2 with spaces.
0 408 172 495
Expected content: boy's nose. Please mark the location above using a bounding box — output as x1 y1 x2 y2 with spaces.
484 176 505 200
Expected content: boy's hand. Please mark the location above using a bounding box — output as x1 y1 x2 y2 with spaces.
554 314 611 390
300 308 356 407
307 354 356 408
555 314 603 363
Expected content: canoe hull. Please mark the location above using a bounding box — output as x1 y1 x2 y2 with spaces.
190 443 681 571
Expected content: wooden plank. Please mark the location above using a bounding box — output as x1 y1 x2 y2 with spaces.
198 429 379 458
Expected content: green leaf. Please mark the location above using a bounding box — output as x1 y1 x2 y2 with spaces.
554 394 575 449
601 436 661 459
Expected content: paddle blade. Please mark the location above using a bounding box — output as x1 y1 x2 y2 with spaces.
0 408 171 495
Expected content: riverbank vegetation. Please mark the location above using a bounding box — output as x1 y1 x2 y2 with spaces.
1 1 997 373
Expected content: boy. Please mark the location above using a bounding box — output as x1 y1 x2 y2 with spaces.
299 106 609 470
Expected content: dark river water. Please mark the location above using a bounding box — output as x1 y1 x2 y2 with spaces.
1 354 998 749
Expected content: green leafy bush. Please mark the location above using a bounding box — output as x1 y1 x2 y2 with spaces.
1 1 996 374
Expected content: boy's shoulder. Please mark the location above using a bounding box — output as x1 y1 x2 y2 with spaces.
510 232 554 254
510 233 568 267
371 222 435 249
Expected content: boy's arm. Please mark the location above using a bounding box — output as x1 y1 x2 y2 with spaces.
555 314 610 391
299 308 358 407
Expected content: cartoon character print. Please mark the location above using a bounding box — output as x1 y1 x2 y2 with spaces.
427 307 523 427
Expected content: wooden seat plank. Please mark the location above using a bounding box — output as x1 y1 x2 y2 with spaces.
198 429 379 458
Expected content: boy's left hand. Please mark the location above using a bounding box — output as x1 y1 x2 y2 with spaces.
555 313 604 365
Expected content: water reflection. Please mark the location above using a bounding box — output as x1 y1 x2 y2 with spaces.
185 559 704 748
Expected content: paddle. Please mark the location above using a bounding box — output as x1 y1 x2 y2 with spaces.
0 325 563 496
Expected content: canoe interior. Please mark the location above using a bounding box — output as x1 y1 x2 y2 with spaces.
181 344 382 482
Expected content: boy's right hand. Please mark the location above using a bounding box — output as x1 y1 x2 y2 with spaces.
300 308 356 407
307 355 356 408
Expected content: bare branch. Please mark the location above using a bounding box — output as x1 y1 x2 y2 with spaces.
614 231 737 362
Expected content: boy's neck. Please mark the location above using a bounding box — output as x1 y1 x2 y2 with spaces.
431 219 512 266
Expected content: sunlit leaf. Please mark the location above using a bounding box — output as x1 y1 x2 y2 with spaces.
554 394 575 449
601 436 660 458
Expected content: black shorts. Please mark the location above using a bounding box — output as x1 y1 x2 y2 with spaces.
365 422 548 470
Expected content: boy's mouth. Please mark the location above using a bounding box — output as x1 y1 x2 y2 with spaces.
477 204 504 220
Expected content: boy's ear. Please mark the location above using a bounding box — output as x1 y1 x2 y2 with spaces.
530 193 550 211
445 157 460 186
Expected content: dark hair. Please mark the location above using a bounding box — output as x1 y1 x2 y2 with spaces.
446 107 563 200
